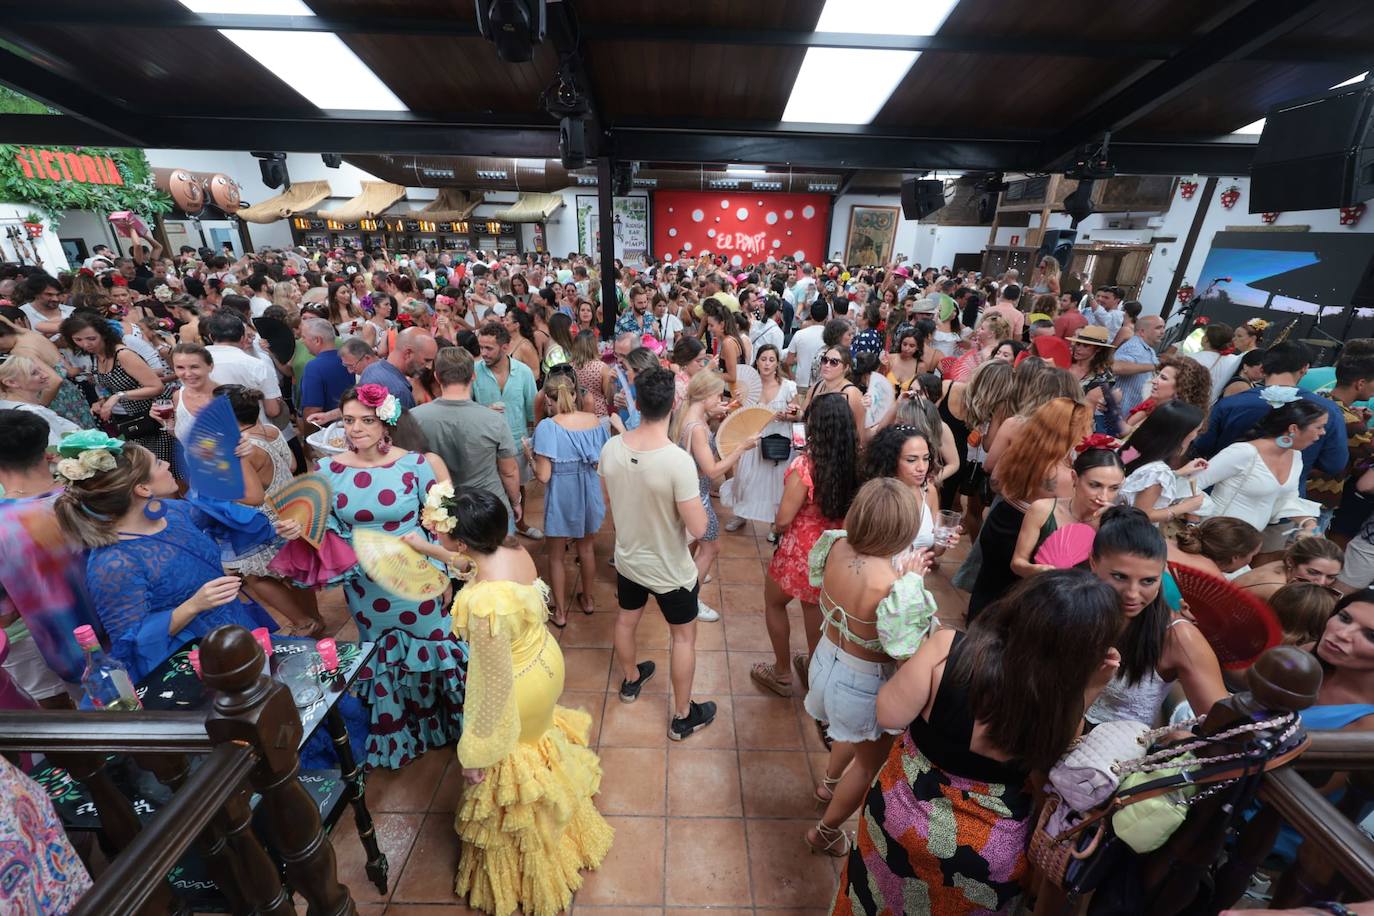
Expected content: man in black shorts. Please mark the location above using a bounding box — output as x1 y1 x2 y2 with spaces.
599 367 717 740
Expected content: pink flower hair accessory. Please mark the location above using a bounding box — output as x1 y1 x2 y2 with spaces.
355 383 402 425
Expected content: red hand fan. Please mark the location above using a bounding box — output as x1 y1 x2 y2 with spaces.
1166 563 1282 670
1034 523 1096 569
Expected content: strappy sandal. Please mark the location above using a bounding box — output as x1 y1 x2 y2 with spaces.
749 662 792 698
806 822 852 858
550 607 568 629
792 652 810 692
815 775 842 804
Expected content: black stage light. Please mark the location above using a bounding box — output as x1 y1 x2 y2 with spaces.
475 0 547 64
321 153 343 169
251 151 289 190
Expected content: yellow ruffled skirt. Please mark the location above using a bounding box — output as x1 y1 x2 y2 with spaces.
454 706 614 916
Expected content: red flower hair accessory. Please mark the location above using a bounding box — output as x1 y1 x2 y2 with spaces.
78 267 95 277
110 275 129 287
1075 433 1120 454
354 383 400 425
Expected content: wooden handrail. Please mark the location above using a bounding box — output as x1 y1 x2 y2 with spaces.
1293 730 1374 770
70 742 258 916
1259 766 1374 898
0 710 212 754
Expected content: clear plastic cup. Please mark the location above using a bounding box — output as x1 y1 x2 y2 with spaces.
934 510 963 548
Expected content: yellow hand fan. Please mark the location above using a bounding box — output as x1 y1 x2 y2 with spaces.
353 529 449 601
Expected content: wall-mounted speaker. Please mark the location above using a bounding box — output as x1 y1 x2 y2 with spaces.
900 178 945 220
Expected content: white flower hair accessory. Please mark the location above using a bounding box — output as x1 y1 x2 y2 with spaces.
1259 385 1302 409
354 383 402 426
153 284 174 302
421 480 457 534
54 430 124 482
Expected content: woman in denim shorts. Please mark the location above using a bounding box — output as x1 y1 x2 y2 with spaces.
802 478 939 858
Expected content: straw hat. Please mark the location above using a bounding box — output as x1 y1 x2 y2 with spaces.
1068 325 1116 348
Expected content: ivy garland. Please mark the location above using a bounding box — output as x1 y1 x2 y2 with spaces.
0 144 172 228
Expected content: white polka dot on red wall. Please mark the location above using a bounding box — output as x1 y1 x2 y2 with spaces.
737 207 749 220
720 200 730 208
707 229 716 238
766 212 778 224
692 209 704 222
668 227 677 236
772 240 781 248
802 206 815 219
784 210 794 219
794 250 806 260
684 242 693 251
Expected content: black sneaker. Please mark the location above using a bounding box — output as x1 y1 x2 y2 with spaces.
669 700 717 741
618 661 655 703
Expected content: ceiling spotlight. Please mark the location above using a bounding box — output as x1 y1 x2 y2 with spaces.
251 151 289 190
321 153 343 169
474 0 547 64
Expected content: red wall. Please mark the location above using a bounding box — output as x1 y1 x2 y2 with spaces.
652 191 831 266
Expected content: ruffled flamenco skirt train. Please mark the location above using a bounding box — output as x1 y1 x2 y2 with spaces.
454 706 614 916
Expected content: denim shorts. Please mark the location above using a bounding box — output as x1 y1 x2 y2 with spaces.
803 633 898 744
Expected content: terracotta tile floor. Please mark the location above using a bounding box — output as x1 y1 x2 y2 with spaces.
317 491 971 915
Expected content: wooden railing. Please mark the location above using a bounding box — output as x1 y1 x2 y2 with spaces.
0 624 356 916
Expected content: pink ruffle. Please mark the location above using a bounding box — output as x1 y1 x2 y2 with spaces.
267 531 358 587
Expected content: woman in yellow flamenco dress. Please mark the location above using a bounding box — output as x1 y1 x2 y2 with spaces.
405 482 613 916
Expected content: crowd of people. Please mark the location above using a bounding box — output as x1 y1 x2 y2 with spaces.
2 242 1373 914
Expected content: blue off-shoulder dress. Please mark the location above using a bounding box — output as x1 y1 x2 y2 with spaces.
84 500 278 683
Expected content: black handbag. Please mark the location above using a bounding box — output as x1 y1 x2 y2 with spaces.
759 433 791 462
114 413 163 439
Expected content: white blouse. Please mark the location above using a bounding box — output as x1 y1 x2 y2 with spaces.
1191 442 1319 532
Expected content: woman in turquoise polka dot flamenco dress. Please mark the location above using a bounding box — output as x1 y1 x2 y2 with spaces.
273 385 467 770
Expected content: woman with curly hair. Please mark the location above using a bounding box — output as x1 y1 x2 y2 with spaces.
968 397 1093 620
753 393 860 697
1123 354 1213 431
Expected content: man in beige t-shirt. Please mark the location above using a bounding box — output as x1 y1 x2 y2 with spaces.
600 367 717 741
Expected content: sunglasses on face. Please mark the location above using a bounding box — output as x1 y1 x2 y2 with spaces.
820 356 843 367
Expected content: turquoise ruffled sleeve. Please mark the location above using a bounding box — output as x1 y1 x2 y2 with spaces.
875 572 939 660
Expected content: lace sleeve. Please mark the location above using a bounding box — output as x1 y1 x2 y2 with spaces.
85 547 174 680
875 573 939 661
455 614 521 771
807 529 847 588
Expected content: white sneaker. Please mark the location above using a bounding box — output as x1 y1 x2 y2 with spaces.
696 603 721 622
724 517 747 532
519 526 545 541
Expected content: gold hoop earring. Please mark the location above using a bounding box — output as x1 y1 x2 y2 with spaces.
448 552 478 581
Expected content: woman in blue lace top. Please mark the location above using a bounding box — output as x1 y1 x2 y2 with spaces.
52 433 276 681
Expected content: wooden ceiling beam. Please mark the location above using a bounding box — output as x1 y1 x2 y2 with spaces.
3 10 1369 64
1039 0 1344 170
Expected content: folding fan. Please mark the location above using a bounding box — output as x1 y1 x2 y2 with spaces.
1166 563 1283 669
730 363 764 407
353 529 449 601
1034 523 1096 569
268 474 332 548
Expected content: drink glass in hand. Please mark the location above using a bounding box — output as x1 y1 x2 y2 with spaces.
152 398 174 421
934 510 962 548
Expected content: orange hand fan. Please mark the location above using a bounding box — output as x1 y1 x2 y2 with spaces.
353 529 449 601
268 474 332 548
1166 563 1282 670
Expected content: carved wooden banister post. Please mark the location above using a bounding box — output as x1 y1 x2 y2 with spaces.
138 748 294 915
1141 646 1321 914
47 749 177 915
200 625 355 916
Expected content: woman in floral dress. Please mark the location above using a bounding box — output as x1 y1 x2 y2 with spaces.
752 393 860 697
274 383 466 769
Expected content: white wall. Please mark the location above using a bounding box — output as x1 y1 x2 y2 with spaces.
0 203 70 271
828 194 920 263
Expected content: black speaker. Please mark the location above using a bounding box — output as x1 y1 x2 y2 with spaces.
900 178 946 220
1251 81 1374 212
559 116 587 169
1036 229 1077 268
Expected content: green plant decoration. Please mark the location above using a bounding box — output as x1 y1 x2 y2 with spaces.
0 144 172 228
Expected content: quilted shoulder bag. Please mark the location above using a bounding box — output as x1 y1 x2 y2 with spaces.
1048 718 1151 810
